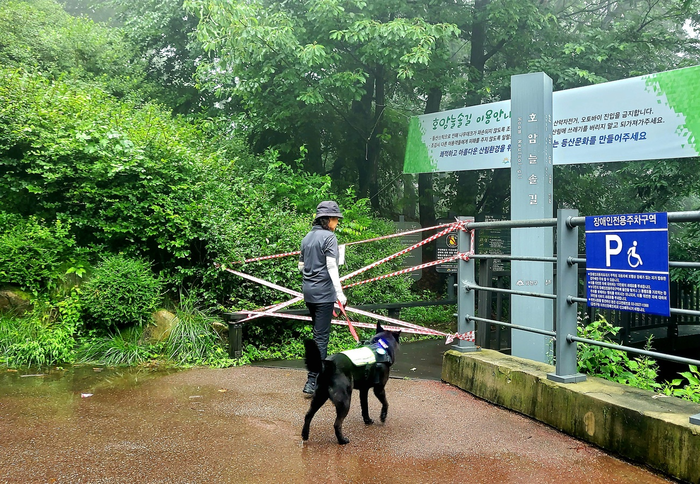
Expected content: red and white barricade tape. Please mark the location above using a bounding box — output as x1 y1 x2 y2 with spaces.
234 310 443 336
235 310 475 343
343 221 457 247
342 252 470 289
340 220 468 282
225 220 462 265
217 219 477 344
223 268 475 344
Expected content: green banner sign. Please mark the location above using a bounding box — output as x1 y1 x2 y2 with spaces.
404 65 700 174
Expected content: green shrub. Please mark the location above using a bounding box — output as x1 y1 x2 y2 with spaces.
661 365 700 404
165 296 233 366
0 213 78 294
577 316 660 391
0 67 213 269
0 0 149 97
1 294 82 368
82 254 163 330
76 326 160 366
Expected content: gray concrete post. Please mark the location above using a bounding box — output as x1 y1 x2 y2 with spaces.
510 72 554 363
455 216 478 352
548 209 586 383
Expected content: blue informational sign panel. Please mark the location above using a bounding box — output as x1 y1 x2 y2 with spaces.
585 213 670 317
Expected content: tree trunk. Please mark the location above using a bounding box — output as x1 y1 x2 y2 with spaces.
415 87 445 294
354 73 375 200
453 0 488 217
367 65 385 213
302 121 323 174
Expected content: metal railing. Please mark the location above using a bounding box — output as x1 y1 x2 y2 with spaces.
452 210 700 425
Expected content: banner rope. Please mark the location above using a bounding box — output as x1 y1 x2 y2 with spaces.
342 252 469 289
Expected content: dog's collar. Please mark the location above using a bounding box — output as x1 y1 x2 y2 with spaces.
370 340 393 364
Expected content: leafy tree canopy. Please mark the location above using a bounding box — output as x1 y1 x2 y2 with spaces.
0 0 150 98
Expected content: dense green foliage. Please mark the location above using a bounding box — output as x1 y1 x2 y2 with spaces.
180 0 700 218
0 214 79 294
0 0 699 384
0 0 149 98
0 68 209 260
1 290 82 367
577 316 660 391
577 316 700 402
661 365 700 404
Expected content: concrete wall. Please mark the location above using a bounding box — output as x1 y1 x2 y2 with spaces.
442 349 700 483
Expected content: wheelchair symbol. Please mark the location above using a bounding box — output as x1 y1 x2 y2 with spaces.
627 241 643 268
606 235 644 268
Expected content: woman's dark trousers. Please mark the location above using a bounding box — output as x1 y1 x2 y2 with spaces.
304 302 334 394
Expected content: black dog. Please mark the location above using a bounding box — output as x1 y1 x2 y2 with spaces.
301 324 400 445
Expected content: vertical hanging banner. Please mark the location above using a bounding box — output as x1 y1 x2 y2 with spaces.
404 65 700 174
585 213 670 317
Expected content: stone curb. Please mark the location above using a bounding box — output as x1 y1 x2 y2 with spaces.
442 348 700 484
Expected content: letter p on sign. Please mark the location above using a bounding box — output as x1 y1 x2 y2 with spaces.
605 234 622 267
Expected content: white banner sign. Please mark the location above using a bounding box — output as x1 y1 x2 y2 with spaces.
404 65 700 174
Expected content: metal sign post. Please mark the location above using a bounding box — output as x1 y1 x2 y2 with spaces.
455 216 478 352
510 73 554 363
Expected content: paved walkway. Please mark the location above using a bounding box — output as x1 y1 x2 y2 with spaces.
0 365 675 483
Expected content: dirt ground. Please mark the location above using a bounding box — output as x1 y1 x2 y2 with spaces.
0 366 677 483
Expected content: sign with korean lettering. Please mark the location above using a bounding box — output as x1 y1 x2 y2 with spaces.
436 219 458 273
476 214 511 272
404 64 700 174
510 73 554 363
393 218 422 280
585 213 670 317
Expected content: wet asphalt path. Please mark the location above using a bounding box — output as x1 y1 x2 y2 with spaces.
0 363 676 483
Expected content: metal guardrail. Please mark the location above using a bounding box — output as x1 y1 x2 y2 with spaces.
453 209 700 425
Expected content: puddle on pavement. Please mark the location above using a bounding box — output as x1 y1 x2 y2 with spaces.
0 365 182 399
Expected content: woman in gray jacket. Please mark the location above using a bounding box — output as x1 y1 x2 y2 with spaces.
298 201 347 395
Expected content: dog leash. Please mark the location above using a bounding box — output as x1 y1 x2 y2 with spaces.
337 302 360 343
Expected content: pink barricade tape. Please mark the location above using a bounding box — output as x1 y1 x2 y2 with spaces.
340 220 467 282
342 252 469 289
236 310 472 340
223 270 475 343
222 221 461 265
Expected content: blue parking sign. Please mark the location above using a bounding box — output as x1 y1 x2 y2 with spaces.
585 213 670 317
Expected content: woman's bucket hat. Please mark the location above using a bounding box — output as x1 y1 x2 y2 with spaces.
315 201 343 219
